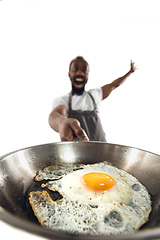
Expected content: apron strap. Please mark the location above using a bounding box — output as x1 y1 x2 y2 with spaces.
87 92 97 111
68 92 72 111
68 91 97 111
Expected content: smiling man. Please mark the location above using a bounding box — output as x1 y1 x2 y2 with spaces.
49 56 137 142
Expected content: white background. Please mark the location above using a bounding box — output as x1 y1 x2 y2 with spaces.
0 0 160 239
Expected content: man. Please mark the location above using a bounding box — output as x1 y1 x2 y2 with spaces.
49 56 137 142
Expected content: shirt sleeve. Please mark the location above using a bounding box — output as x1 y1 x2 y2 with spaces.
51 94 69 111
88 88 103 110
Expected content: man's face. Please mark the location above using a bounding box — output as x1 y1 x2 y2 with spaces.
68 58 89 94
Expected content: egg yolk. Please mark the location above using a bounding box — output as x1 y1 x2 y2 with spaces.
80 172 115 191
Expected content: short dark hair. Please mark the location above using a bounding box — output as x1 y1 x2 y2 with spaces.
69 56 89 70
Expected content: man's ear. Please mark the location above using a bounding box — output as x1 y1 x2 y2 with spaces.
68 71 71 79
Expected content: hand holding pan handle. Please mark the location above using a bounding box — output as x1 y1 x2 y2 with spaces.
59 118 89 142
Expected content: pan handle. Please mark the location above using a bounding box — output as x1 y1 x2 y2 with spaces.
73 137 81 142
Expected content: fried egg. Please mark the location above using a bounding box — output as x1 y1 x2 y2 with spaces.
45 168 132 205
29 162 152 235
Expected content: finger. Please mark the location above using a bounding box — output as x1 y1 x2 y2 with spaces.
74 128 89 141
60 128 74 141
130 60 135 65
71 121 89 141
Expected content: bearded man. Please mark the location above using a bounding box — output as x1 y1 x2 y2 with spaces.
49 56 137 141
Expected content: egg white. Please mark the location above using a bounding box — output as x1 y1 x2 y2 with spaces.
30 161 152 235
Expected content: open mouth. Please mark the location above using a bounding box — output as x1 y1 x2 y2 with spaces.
74 78 84 86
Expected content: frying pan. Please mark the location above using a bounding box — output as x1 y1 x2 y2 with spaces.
1 142 160 240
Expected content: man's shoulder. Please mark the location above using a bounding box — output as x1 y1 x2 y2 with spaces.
55 93 69 100
88 87 103 101
52 93 70 110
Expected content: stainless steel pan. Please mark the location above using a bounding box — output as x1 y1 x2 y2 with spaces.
1 142 160 240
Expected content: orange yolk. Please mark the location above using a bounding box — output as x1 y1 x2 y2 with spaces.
80 172 115 191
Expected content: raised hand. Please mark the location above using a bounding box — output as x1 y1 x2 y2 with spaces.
130 60 138 73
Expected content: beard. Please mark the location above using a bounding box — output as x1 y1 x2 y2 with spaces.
72 84 85 95
71 75 87 95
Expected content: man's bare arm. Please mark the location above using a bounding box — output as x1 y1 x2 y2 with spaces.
48 105 89 141
102 60 137 100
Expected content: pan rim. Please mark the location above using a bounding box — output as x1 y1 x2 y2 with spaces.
0 141 160 162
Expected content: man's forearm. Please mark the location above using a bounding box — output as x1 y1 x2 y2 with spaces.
111 70 132 90
48 105 89 141
49 111 65 132
48 105 67 133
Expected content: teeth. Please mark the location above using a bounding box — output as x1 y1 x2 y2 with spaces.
76 78 83 82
